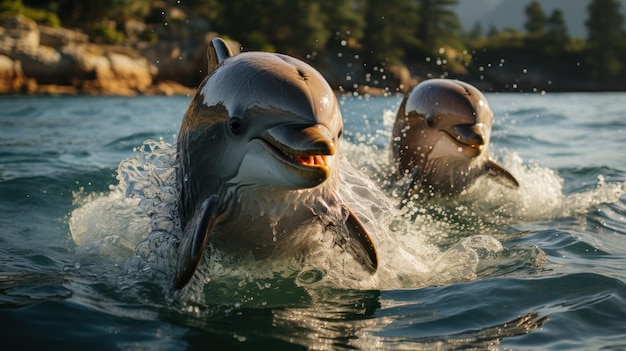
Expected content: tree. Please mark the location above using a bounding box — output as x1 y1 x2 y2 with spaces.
416 0 462 52
487 25 499 38
22 0 150 25
543 9 570 58
319 0 365 50
585 0 626 78
361 0 420 65
467 21 484 42
269 1 330 57
209 0 333 58
524 1 546 36
546 9 569 42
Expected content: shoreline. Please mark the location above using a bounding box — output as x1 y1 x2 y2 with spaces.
2 15 624 97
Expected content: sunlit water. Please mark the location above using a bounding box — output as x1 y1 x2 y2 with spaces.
1 92 625 350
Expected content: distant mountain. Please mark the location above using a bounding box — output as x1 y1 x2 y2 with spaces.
454 0 626 38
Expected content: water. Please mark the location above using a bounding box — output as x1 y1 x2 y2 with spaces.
0 92 625 350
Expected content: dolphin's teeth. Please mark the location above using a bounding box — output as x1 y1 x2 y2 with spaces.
296 155 314 166
314 155 325 166
293 155 327 167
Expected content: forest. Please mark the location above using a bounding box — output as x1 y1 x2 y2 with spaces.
2 0 626 91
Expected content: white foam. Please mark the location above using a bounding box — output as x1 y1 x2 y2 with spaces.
68 136 623 300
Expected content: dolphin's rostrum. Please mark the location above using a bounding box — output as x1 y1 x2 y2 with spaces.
174 38 378 289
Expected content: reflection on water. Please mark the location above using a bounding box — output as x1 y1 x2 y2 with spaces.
1 94 626 350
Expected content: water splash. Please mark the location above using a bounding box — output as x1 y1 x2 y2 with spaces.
69 186 150 261
68 134 623 303
454 152 626 224
341 108 625 235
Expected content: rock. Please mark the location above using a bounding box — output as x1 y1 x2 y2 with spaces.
59 44 155 95
0 15 159 95
39 25 88 47
145 80 196 96
356 85 386 96
0 14 225 95
17 45 75 85
0 15 39 54
33 84 78 95
0 54 25 92
123 19 146 43
141 33 239 88
106 51 153 93
387 64 419 93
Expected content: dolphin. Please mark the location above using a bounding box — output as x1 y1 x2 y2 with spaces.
173 38 378 289
390 78 519 199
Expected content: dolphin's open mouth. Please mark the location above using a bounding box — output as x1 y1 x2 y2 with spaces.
255 123 335 184
262 137 331 171
443 123 485 150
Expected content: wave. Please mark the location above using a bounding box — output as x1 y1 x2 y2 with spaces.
67 135 625 304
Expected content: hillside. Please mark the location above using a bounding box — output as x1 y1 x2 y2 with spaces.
1 0 626 95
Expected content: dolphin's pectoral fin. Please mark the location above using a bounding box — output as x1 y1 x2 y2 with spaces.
207 37 234 72
485 160 520 189
174 195 220 289
342 206 378 274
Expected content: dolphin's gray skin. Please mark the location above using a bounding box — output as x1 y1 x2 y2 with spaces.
174 38 378 289
390 78 519 199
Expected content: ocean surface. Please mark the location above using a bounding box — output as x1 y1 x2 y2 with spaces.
0 91 625 350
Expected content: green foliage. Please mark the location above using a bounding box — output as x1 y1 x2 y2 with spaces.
524 1 546 35
541 9 570 58
6 0 626 82
320 0 365 49
546 9 568 41
245 31 275 53
475 28 527 50
208 0 330 57
22 0 150 26
585 0 626 78
466 21 484 42
91 23 125 44
0 0 24 15
1 0 60 26
271 1 330 55
362 0 421 65
417 0 463 52
23 6 60 26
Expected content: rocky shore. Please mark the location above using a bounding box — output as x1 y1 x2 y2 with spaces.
0 14 421 96
2 13 620 96
0 14 234 96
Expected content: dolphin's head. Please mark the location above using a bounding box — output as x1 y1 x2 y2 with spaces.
173 46 379 289
391 79 493 177
178 51 342 204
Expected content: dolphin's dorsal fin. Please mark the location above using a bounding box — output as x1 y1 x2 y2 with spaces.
174 194 221 289
343 205 378 274
485 160 520 189
207 37 234 72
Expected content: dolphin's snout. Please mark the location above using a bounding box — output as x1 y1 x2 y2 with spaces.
300 124 336 155
263 124 336 157
450 123 485 148
258 123 335 187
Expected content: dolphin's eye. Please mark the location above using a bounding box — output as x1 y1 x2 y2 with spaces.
229 117 243 134
425 115 436 128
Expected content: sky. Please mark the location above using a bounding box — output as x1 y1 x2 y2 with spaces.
453 0 626 38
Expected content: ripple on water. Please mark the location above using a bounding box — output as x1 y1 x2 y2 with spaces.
63 130 626 316
66 139 550 303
